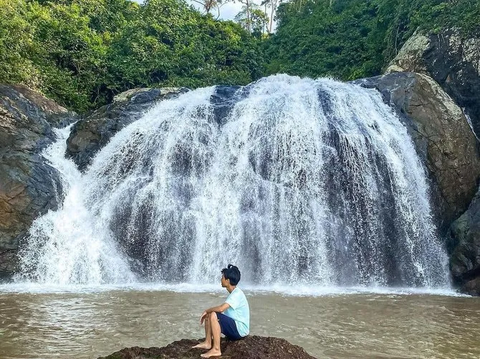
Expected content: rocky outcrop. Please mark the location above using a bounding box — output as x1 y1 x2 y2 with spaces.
449 189 480 295
0 84 74 279
387 28 480 294
387 28 480 138
66 87 188 172
211 85 242 126
358 72 480 233
99 336 317 359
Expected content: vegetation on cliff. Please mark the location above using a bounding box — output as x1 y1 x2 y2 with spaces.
0 0 478 112
0 0 263 112
263 0 480 80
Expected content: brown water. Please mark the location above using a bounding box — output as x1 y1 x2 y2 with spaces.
0 287 479 359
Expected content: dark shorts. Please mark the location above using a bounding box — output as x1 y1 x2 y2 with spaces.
217 313 243 340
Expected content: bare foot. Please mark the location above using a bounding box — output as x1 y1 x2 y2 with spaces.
200 348 221 358
192 342 211 350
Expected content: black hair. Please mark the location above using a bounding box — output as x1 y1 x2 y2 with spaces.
221 264 241 286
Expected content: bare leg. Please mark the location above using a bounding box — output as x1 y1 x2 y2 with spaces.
192 316 212 349
201 312 221 358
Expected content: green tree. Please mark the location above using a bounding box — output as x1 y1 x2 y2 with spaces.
235 5 269 36
0 0 39 86
264 0 385 80
264 0 480 81
0 0 264 112
27 1 109 110
104 0 264 95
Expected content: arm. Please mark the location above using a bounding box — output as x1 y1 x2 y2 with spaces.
199 303 230 324
205 302 230 314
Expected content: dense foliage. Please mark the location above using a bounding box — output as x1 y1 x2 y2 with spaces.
264 0 480 80
0 0 478 111
0 0 263 111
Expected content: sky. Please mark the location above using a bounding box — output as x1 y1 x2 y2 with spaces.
131 0 244 21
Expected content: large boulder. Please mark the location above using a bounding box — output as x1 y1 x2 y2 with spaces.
0 84 74 279
358 72 480 233
387 28 480 138
66 87 188 172
98 336 317 359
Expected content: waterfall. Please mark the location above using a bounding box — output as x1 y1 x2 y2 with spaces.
17 75 450 288
17 125 136 285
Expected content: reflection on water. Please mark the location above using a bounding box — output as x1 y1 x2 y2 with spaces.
0 289 479 359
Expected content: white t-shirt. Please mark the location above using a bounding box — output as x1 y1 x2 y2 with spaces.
224 287 250 337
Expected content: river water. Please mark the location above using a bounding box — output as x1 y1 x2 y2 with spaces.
0 286 478 359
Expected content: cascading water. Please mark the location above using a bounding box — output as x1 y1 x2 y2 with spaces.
17 75 450 289
17 126 136 285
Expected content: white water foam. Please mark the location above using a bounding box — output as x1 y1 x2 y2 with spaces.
0 282 464 298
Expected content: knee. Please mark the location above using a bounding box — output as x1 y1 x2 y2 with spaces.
209 312 217 320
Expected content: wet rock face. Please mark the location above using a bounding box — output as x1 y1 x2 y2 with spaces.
358 72 480 233
66 88 189 172
386 29 480 295
98 336 317 359
0 84 74 279
211 85 242 126
449 190 480 296
387 28 480 138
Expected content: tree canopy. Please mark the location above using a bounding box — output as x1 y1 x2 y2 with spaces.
0 0 264 112
0 0 478 112
263 0 480 80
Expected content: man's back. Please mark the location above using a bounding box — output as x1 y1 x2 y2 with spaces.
224 287 250 337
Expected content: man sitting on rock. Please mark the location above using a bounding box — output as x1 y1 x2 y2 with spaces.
193 264 250 358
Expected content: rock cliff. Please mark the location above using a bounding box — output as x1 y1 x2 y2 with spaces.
387 28 480 138
449 190 480 295
358 72 480 233
0 84 74 278
386 28 480 294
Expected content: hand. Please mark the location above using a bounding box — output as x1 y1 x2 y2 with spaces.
200 311 207 325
